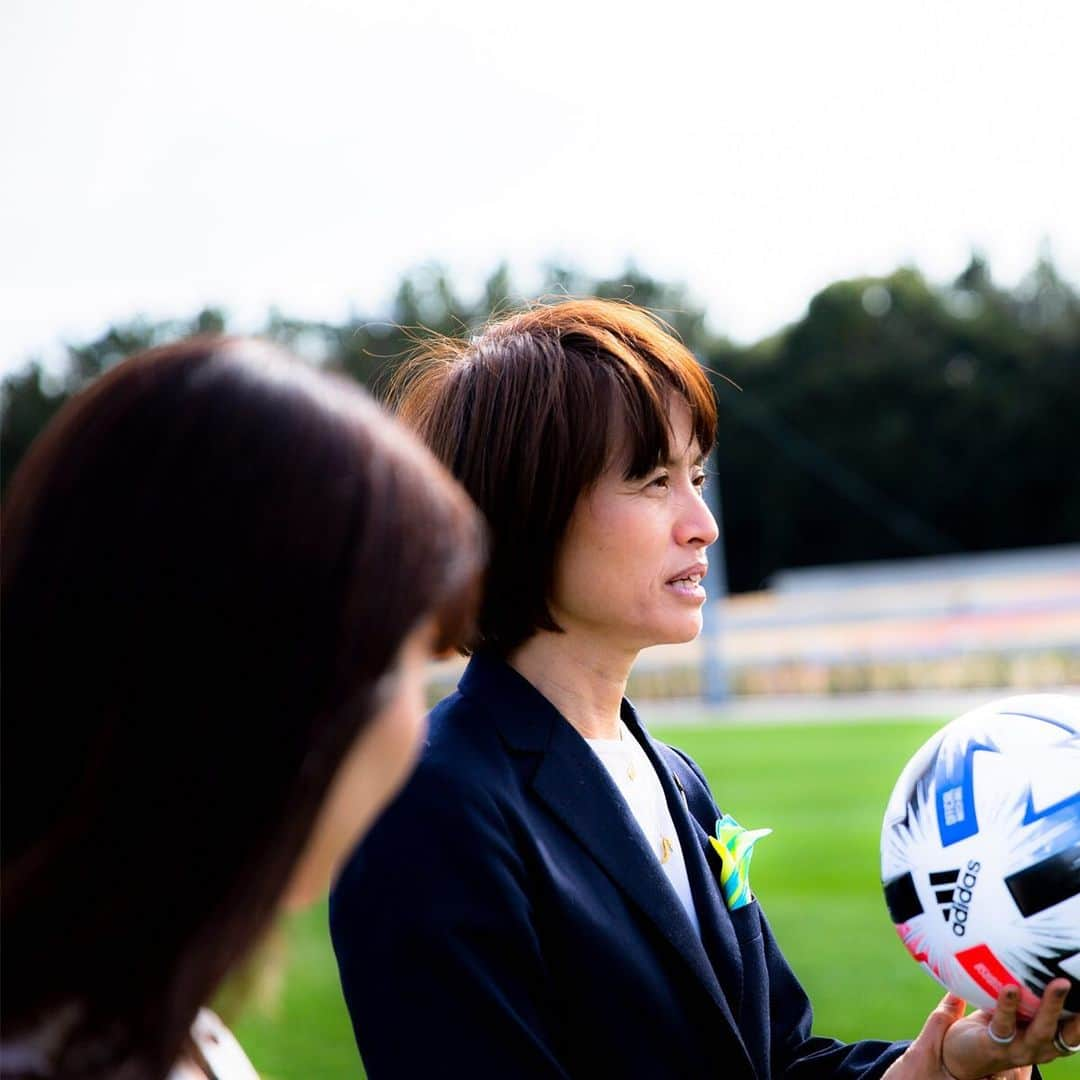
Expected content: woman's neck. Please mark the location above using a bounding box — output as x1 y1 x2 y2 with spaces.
508 631 636 740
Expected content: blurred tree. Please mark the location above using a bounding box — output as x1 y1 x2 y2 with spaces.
3 260 1077 591
1 308 225 490
709 259 1080 590
591 263 710 353
1 364 66 492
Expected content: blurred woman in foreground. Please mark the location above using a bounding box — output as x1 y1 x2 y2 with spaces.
330 300 1077 1079
1 338 483 1078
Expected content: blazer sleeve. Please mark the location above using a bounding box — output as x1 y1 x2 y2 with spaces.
329 763 571 1080
668 744 909 1080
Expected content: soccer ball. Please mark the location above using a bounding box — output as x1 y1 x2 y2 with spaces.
881 694 1080 1018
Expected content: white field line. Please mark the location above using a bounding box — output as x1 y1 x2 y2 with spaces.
642 685 1080 729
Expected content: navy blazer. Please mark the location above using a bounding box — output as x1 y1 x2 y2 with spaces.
330 653 907 1078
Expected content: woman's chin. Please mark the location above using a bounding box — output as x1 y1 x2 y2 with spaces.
644 614 704 648
670 623 704 645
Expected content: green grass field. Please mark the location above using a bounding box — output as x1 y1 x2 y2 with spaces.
229 717 1034 1078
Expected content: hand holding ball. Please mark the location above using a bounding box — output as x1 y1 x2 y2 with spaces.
881 694 1080 1018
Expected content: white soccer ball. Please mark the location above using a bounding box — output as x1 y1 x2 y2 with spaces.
881 693 1080 1018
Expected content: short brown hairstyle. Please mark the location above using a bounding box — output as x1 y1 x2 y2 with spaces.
391 299 716 655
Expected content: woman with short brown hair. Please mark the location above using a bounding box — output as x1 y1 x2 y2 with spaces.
330 300 1076 1079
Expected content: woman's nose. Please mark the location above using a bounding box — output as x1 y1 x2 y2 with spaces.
675 486 719 548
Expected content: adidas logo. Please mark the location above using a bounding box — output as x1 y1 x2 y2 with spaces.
930 869 961 920
930 860 981 937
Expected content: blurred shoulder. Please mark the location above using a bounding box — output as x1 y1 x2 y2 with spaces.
365 687 520 835
330 687 522 919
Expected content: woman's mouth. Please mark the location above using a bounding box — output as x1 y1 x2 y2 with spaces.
665 566 707 601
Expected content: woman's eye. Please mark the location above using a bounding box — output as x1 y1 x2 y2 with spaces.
649 473 670 489
693 473 708 489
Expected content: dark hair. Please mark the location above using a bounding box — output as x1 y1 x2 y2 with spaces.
1 337 483 1077
391 298 716 655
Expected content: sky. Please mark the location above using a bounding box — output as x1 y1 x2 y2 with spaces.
2 0 1078 376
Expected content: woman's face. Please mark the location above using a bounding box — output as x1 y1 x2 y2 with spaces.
549 397 719 654
284 618 435 909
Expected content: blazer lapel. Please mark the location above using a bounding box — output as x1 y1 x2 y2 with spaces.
635 725 747 1010
531 721 728 1003
628 715 748 1015
686 811 748 1007
461 653 752 1071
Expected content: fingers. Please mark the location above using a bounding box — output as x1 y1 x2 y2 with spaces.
1024 979 1069 1046
944 981 1074 1078
914 992 967 1048
1060 1010 1080 1047
987 985 1020 1045
893 994 966 1080
939 993 967 1023
923 992 966 1035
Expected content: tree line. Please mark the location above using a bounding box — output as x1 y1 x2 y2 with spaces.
3 256 1077 594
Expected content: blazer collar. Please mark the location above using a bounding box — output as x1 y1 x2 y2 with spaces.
458 653 753 1072
458 650 555 752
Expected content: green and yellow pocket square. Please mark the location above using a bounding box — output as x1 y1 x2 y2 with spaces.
708 813 772 912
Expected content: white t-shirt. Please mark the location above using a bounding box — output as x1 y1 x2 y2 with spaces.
585 721 701 937
170 1010 259 1080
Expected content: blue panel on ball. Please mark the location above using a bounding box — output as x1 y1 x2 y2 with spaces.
1021 788 1080 827
999 710 1079 737
934 739 999 847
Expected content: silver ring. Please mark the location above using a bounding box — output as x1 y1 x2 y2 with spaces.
986 1026 1016 1045
1053 1020 1080 1055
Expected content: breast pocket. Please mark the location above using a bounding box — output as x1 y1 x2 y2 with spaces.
726 898 764 947
702 838 765 947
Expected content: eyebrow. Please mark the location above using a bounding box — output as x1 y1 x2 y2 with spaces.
661 452 705 468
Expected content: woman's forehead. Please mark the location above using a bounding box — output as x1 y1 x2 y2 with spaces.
664 397 704 461
603 394 702 473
